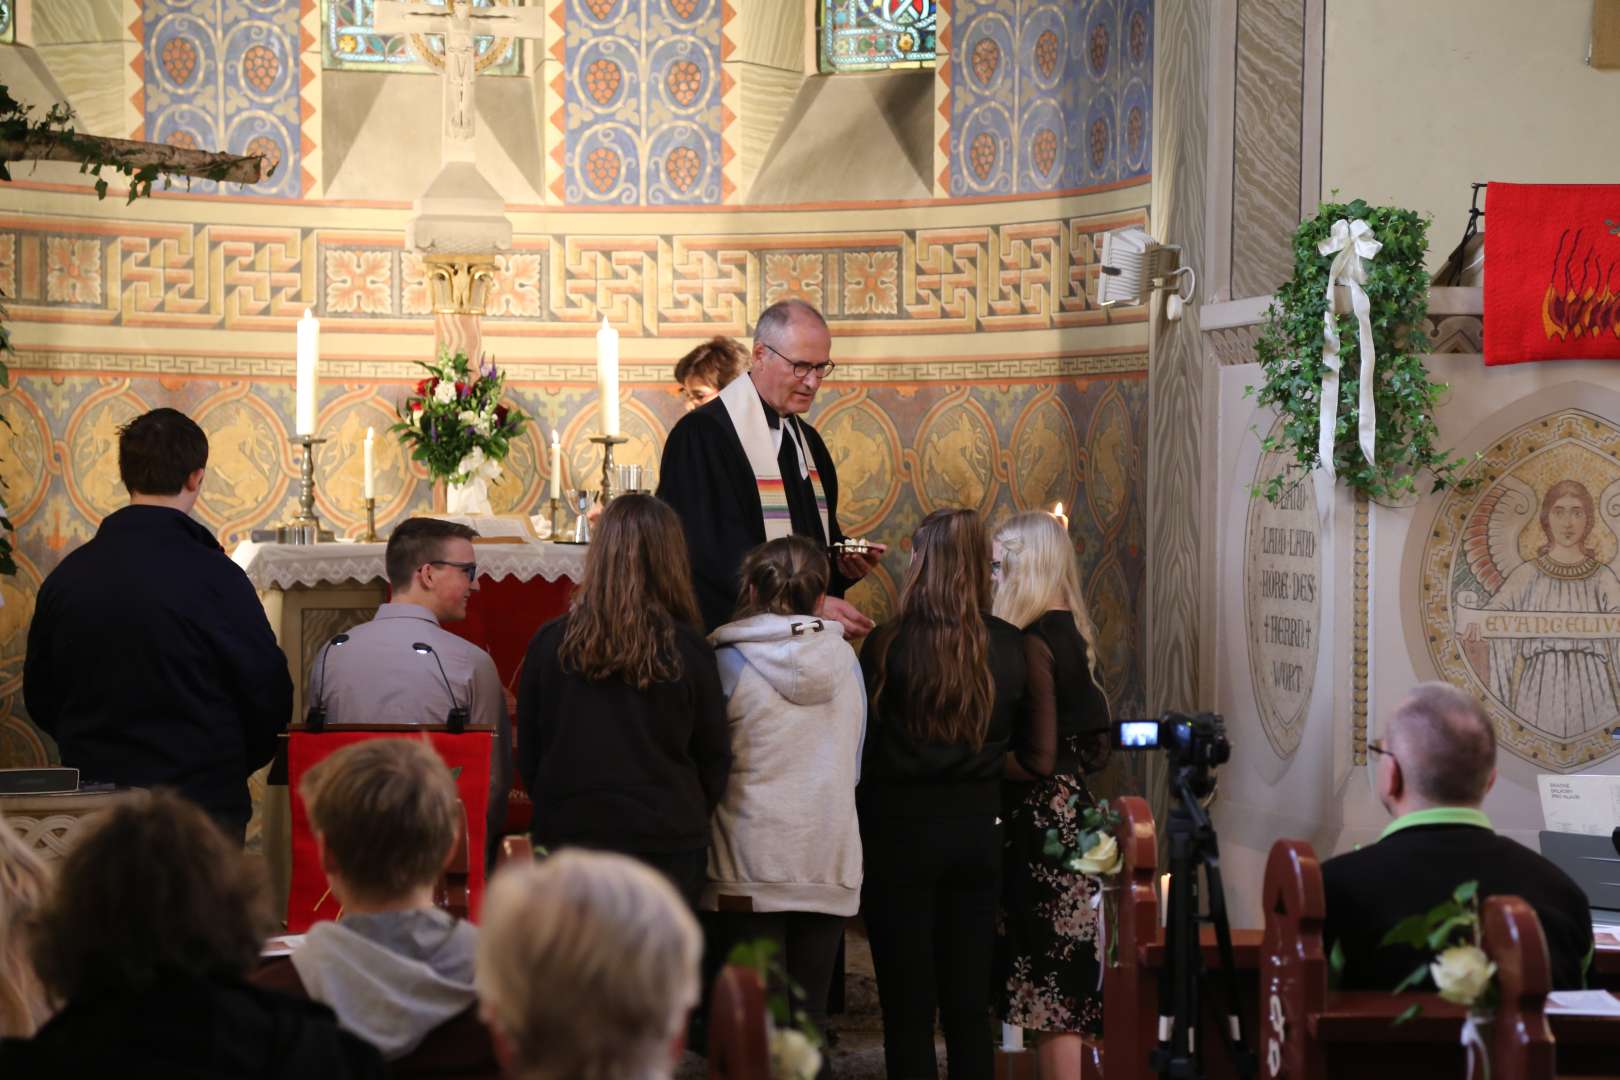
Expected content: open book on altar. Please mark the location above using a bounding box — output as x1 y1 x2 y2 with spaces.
426 514 543 544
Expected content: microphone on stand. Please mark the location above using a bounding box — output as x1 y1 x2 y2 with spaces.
305 633 350 732
412 642 470 735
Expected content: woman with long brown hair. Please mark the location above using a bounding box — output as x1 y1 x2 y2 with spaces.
516 494 732 905
858 508 1043 1080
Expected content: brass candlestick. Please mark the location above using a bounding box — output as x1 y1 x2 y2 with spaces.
363 497 378 542
590 434 629 505
278 435 333 544
547 496 562 541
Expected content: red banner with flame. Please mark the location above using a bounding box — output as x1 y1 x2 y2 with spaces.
1485 182 1620 364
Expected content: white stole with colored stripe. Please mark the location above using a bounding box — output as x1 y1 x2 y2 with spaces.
719 375 831 545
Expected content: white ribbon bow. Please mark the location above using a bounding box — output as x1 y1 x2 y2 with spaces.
1317 218 1382 477
1459 1010 1491 1080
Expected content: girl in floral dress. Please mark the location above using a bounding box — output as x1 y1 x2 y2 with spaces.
991 511 1113 1077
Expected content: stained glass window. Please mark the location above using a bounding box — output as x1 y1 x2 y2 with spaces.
324 0 522 74
0 1 14 45
820 0 938 73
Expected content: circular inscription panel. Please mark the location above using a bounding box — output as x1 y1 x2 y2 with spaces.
1243 428 1321 761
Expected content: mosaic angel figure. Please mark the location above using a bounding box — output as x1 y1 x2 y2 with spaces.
1459 477 1620 739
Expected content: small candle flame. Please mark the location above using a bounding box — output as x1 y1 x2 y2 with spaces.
1053 501 1063 517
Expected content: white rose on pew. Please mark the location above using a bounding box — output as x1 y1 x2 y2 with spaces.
770 1028 822 1080
1071 833 1121 876
1430 944 1496 1006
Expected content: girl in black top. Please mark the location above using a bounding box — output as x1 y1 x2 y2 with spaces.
989 511 1112 1075
516 495 731 906
858 508 1046 1080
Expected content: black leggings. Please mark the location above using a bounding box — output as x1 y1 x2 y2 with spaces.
861 811 1001 1080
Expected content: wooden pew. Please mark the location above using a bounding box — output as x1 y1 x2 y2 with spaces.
707 964 770 1080
1262 837 1620 1080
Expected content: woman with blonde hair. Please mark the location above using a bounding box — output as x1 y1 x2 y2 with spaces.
0 813 50 1038
516 494 731 905
990 510 1112 1077
477 850 701 1079
858 508 1043 1080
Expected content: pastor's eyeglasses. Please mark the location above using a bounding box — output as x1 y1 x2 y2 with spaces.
763 342 836 381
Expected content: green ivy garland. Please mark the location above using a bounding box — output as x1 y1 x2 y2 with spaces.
1248 199 1472 505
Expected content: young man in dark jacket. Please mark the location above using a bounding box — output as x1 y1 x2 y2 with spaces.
1322 682 1594 992
23 407 292 840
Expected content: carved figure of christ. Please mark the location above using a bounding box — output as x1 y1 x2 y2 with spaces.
372 1 547 163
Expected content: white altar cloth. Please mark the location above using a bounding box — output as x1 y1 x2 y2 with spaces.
231 538 589 591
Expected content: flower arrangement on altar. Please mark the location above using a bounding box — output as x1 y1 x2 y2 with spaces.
392 349 527 514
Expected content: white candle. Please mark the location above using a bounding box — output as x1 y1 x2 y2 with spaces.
363 426 375 500
1053 501 1069 529
549 428 561 500
295 308 319 435
596 315 620 437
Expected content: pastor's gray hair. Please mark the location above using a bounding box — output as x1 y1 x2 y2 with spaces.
754 299 828 350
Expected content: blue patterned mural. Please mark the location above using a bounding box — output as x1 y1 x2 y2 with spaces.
143 0 303 199
563 0 723 206
950 0 1151 196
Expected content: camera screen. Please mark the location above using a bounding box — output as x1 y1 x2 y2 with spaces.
1118 721 1159 748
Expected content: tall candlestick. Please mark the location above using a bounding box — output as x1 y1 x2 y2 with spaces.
596 315 620 437
363 426 375 500
549 428 562 500
295 308 319 435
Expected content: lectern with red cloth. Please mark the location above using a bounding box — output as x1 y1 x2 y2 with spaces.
284 726 495 931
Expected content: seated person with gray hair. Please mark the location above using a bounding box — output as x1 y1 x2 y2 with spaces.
308 517 510 864
254 739 496 1077
476 850 702 1080
1322 681 1593 991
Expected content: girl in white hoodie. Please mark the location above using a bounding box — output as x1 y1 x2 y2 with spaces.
703 535 867 1038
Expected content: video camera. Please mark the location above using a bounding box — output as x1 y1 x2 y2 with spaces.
1114 711 1230 797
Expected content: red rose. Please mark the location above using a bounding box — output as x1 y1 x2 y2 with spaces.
494 404 510 425
455 381 468 398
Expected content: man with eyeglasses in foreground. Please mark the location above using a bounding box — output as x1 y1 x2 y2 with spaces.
1321 681 1592 992
308 517 510 862
659 298 886 634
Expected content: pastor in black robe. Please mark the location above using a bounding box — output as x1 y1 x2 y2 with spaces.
657 384 853 631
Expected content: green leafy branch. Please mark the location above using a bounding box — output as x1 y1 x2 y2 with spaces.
1 83 270 203
1247 199 1475 505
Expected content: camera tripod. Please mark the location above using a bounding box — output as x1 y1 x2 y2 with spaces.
1149 767 1257 1080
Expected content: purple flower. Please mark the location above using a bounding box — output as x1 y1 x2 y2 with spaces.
428 418 438 442
480 356 496 379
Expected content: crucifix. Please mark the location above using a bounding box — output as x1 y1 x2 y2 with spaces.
373 0 548 164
